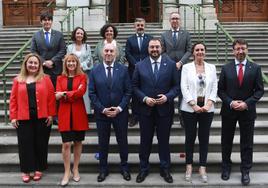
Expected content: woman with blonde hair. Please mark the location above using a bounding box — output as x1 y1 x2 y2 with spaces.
55 54 89 186
9 53 56 183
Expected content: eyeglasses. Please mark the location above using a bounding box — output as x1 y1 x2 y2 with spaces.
234 47 247 51
171 17 180 20
198 74 205 87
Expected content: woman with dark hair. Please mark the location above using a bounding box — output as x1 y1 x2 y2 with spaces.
93 23 125 65
55 54 89 186
9 53 56 183
67 27 92 115
180 42 217 183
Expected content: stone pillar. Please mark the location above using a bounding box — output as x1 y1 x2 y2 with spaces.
202 0 218 29
0 0 3 28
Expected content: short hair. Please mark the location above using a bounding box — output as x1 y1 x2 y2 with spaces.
71 27 87 43
40 12 53 21
62 54 84 76
135 18 145 23
149 38 162 47
169 12 181 20
191 42 207 54
18 53 44 82
100 24 118 39
232 38 248 49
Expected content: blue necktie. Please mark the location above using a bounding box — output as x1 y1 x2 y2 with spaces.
153 62 159 80
45 32 50 46
138 35 143 50
107 66 112 88
173 31 177 46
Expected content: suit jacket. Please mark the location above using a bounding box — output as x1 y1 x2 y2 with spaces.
88 61 132 120
161 28 191 64
9 75 56 120
132 56 179 116
67 43 93 71
125 33 153 77
218 60 264 119
56 74 89 132
180 61 218 113
31 29 66 75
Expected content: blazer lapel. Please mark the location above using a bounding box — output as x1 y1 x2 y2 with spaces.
111 62 120 88
100 64 109 88
242 60 251 87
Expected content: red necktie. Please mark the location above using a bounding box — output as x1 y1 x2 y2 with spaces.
238 63 244 86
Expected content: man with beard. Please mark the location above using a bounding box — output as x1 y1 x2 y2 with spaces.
132 39 179 183
218 39 264 186
125 18 153 127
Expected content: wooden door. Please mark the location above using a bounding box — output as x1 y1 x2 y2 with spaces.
3 0 53 26
109 0 159 23
215 0 268 22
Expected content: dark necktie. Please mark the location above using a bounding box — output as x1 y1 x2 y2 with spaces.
238 63 244 86
153 62 159 80
45 31 50 46
107 66 112 88
138 35 143 50
173 31 177 46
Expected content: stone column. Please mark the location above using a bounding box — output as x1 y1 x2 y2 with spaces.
0 0 3 28
202 0 218 29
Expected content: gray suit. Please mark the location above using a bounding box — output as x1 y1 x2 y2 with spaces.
31 29 66 86
161 29 191 64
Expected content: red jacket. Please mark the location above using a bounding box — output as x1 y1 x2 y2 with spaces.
56 74 89 132
9 75 56 120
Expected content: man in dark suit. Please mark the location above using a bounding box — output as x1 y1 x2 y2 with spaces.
132 38 179 183
31 12 66 87
161 12 192 128
88 43 132 182
218 39 264 186
125 18 153 127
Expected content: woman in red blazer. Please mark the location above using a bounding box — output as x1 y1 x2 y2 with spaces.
55 54 89 186
9 53 56 183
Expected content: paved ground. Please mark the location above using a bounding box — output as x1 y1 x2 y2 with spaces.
0 172 267 187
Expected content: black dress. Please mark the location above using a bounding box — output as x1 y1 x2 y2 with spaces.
60 77 85 143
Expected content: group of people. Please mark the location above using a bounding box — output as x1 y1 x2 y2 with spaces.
9 11 264 187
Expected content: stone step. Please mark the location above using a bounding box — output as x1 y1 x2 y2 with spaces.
0 171 267 187
0 152 268 173
0 134 268 154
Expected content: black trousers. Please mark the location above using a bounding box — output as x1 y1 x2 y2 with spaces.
221 114 255 173
96 110 129 173
181 111 214 166
139 109 173 172
17 118 50 173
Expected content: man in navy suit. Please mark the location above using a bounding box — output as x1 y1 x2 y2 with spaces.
218 39 264 186
161 12 192 128
125 18 153 127
88 43 132 182
132 39 179 183
31 12 66 87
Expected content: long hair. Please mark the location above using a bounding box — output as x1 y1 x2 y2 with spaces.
17 53 44 82
62 54 84 76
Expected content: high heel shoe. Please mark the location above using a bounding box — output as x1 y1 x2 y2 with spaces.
33 171 42 181
185 164 192 182
61 173 71 187
199 166 208 183
72 169 80 182
22 173 31 183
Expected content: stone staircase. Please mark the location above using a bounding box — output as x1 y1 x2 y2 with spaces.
0 23 268 187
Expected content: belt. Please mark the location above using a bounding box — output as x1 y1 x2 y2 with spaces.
197 96 205 103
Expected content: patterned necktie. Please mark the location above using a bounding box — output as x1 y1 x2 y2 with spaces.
153 62 159 80
238 63 244 86
173 31 177 46
45 31 50 46
107 66 112 88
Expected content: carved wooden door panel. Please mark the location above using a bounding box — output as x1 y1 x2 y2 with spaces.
3 0 53 26
215 0 268 22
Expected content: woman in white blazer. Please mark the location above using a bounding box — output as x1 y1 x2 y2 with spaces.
180 42 217 183
67 27 93 115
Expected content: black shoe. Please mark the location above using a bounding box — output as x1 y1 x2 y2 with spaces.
160 169 173 183
241 172 250 186
97 172 108 182
121 170 131 181
221 169 230 181
128 116 138 127
136 171 148 183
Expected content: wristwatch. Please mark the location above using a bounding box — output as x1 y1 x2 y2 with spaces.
188 100 196 106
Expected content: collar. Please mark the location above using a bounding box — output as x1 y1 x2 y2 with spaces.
150 56 162 64
235 59 247 66
171 28 180 32
104 39 117 47
136 33 144 37
43 29 52 34
103 61 115 69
